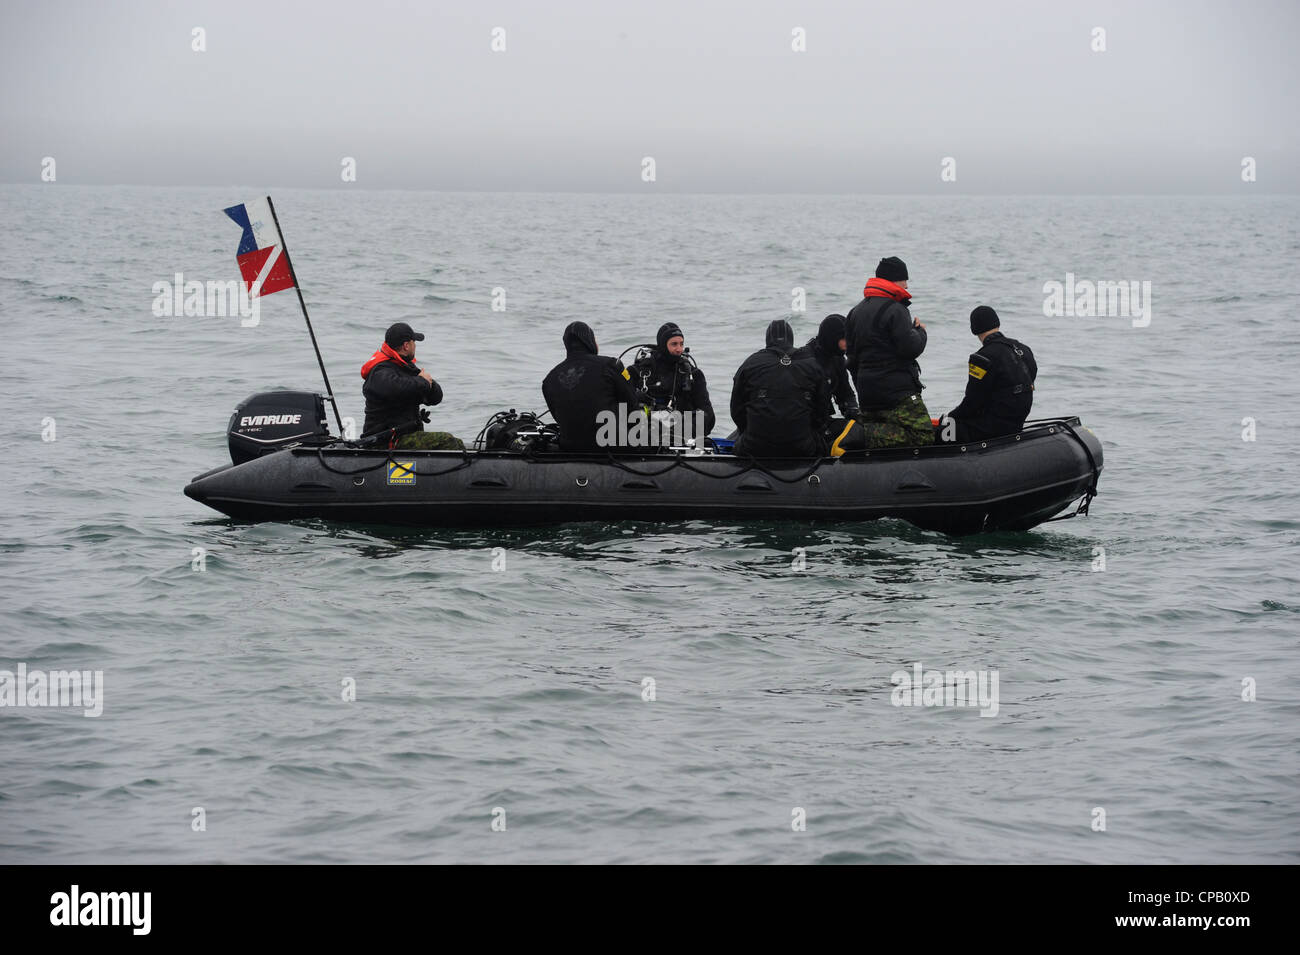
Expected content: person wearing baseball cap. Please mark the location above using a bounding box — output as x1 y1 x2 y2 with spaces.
941 306 1037 442
843 256 935 448
359 322 464 449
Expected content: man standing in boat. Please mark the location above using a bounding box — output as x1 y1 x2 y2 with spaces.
629 322 716 438
942 306 1037 441
730 319 829 457
844 257 935 448
543 321 642 452
360 322 465 449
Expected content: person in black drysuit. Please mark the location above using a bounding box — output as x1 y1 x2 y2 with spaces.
730 319 829 458
797 313 860 424
542 321 641 452
942 305 1038 442
628 321 716 437
360 321 464 449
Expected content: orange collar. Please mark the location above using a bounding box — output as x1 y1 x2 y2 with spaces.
863 277 911 302
361 342 411 378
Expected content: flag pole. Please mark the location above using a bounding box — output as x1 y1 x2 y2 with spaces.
264 195 345 436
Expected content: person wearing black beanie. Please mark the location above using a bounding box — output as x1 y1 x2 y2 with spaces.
842 256 935 448
542 321 641 451
730 319 830 457
874 256 908 283
969 305 1000 337
627 321 716 437
941 306 1039 443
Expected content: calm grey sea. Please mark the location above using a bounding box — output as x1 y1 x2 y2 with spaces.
0 186 1297 863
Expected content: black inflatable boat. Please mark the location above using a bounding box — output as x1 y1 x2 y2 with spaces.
184 392 1102 535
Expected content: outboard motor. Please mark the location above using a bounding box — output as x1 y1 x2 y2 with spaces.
227 391 333 464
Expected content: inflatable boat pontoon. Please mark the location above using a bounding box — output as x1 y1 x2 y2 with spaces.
184 393 1102 535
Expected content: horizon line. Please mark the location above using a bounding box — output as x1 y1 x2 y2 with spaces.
2 183 1294 198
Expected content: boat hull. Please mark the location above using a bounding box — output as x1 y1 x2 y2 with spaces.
184 418 1103 535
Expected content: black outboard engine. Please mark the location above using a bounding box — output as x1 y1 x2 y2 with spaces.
227 391 332 464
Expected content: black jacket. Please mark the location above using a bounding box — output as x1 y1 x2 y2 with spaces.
797 337 859 421
629 349 716 435
947 332 1037 440
542 322 641 451
844 294 927 410
731 320 829 457
361 352 443 437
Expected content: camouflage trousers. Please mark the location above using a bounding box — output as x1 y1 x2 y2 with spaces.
858 394 935 449
395 431 466 451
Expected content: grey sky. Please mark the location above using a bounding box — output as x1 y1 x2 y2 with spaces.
2 0 1296 192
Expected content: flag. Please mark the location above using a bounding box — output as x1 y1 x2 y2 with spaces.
223 197 296 298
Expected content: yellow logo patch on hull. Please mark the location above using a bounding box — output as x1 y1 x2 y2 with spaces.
387 460 416 485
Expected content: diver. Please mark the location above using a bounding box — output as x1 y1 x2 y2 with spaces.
360 322 465 449
941 306 1038 442
797 313 860 426
844 256 935 448
628 322 716 440
730 319 829 458
542 321 641 452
